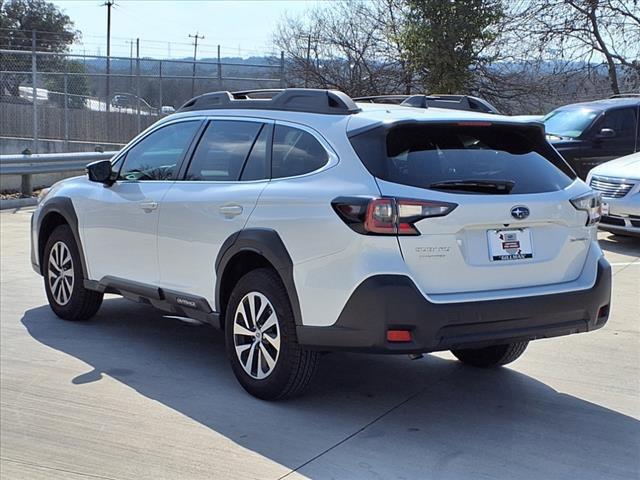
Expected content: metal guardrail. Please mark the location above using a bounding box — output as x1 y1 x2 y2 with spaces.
0 151 118 194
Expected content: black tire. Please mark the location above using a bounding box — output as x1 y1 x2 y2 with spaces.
43 225 103 321
451 341 528 368
225 268 319 400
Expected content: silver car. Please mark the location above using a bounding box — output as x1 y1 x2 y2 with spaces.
587 152 640 237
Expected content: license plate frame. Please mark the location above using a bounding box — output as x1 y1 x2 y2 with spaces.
487 228 533 262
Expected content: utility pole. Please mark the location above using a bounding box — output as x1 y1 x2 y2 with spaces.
189 32 204 97
103 0 115 111
129 39 134 90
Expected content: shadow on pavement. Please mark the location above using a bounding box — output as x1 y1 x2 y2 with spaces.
599 233 640 256
22 299 640 479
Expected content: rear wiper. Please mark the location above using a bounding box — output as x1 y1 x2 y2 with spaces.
428 179 515 194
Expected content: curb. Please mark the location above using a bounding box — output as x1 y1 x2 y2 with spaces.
0 197 38 210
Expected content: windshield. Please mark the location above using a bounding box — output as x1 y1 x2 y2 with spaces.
543 108 599 138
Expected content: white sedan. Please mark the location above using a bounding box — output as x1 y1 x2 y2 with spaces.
587 152 640 237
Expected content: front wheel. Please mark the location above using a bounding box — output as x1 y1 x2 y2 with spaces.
451 341 528 368
43 225 103 321
225 268 319 400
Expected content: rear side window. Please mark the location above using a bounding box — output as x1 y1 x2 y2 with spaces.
350 124 576 194
186 120 264 181
119 121 200 181
272 125 328 178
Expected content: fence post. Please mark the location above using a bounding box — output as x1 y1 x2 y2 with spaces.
159 60 163 111
280 51 285 88
24 30 37 196
31 30 38 154
63 72 69 151
136 38 141 132
217 45 222 90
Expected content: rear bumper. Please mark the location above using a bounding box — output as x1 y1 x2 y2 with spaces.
297 257 611 353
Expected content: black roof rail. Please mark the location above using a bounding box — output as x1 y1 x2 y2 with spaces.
178 88 361 115
609 93 640 99
353 95 410 104
401 94 500 114
402 94 472 109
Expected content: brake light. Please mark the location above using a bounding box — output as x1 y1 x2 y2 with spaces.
456 121 492 127
364 198 395 234
570 191 602 226
332 197 457 235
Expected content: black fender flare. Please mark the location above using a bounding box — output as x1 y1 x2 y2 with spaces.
215 228 302 326
37 197 89 278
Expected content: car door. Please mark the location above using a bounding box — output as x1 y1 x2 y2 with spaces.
157 118 271 306
80 119 202 285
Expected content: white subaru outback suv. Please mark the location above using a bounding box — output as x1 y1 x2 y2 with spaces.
31 89 611 399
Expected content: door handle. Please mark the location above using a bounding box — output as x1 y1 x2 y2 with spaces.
218 204 243 218
139 200 158 212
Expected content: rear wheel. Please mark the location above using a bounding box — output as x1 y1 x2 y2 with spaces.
225 268 319 400
43 225 103 321
451 341 528 368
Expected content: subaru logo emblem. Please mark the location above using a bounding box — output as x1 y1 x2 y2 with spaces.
511 206 530 220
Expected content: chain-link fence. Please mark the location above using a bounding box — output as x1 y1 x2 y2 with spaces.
0 40 284 155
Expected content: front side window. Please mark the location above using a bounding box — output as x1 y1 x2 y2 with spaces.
118 121 200 181
272 125 329 179
186 120 264 181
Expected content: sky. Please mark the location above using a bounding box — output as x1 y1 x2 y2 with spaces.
52 0 327 58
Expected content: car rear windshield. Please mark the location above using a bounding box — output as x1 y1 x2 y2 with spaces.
349 123 576 194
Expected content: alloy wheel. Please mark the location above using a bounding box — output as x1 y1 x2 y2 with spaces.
48 241 74 306
233 291 281 380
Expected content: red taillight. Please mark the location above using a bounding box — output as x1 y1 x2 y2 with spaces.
331 196 457 236
387 330 412 342
364 198 395 234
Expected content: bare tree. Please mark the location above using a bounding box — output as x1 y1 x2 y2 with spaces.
506 0 640 95
273 1 410 96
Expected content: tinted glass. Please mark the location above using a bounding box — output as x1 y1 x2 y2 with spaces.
119 121 199 181
350 124 576 195
543 108 598 138
240 125 270 181
600 108 636 138
272 125 328 178
186 121 263 181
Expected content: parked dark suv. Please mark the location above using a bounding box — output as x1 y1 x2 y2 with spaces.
543 96 640 179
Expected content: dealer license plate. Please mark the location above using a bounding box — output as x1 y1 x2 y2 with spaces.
487 228 533 261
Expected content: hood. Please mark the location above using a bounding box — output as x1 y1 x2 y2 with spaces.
589 152 640 180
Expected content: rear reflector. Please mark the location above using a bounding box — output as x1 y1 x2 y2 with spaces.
387 330 412 342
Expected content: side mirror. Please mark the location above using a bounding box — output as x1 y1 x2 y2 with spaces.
596 128 616 139
87 159 115 185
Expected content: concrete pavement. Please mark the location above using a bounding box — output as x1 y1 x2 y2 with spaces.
1 207 639 479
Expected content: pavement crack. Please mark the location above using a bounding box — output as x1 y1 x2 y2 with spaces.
277 371 451 479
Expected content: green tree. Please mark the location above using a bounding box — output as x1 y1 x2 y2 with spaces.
44 60 89 109
401 0 503 93
0 0 78 96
